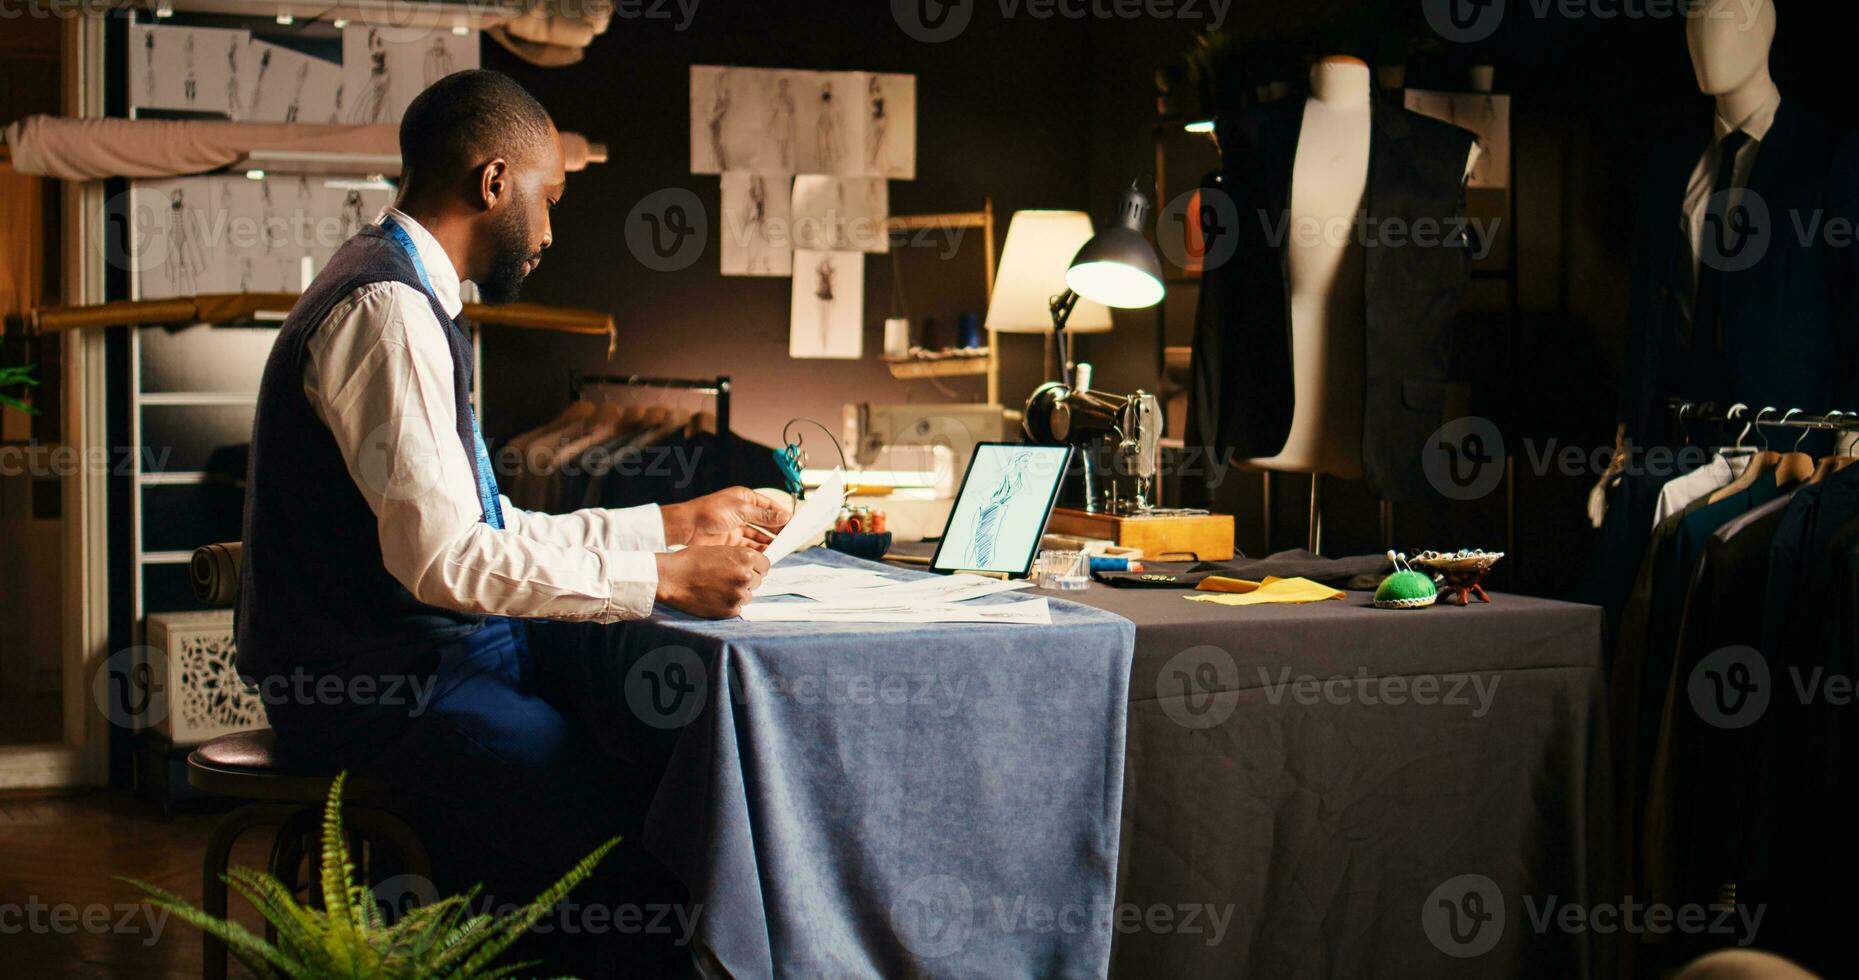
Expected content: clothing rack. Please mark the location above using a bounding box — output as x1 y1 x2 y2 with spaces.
1668 399 1859 434
570 372 731 437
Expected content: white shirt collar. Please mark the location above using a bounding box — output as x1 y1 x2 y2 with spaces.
1714 91 1782 146
376 206 464 319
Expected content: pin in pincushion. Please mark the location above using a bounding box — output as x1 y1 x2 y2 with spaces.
1373 552 1438 609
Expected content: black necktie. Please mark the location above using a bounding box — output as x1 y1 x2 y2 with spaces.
1692 129 1752 351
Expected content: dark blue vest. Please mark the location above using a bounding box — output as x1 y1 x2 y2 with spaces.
236 224 489 686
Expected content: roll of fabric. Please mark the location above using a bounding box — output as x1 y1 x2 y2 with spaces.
190 542 242 607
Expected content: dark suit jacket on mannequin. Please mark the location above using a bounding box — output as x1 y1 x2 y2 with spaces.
1187 98 1478 501
1622 101 1859 445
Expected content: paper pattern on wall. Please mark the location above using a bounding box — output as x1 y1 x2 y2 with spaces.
129 175 393 300
130 25 253 118
1404 89 1510 190
691 66 915 179
244 40 344 125
789 249 862 359
720 173 794 276
791 176 888 254
342 26 479 125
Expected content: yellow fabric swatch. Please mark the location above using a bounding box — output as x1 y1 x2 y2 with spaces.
1187 575 1345 606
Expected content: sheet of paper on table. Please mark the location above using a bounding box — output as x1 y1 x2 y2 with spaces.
764 469 848 564
826 574 1034 606
754 563 900 599
740 596 1052 625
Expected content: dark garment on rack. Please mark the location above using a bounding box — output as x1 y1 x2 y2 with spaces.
1643 488 1791 912
558 420 687 512
1580 465 1695 646
1190 549 1393 591
1622 101 1859 448
1643 483 1784 911
1189 99 1478 501
1608 493 1713 905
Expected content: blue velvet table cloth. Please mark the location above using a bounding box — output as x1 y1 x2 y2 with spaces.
547 549 1137 979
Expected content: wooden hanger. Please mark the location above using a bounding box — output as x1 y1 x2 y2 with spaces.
1705 406 1774 504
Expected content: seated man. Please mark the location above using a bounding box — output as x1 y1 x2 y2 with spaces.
234 69 788 974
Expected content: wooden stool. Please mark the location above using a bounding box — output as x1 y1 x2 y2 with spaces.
186 730 432 980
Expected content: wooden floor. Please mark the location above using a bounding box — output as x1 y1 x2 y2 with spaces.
0 791 275 978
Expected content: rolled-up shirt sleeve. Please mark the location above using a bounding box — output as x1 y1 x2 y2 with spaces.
303 282 659 622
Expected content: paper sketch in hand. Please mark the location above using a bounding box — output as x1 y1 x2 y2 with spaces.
721 173 793 276
763 469 848 564
790 249 862 359
244 41 341 125
791 176 887 253
130 25 251 117
863 73 916 179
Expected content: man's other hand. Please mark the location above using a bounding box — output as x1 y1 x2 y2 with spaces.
654 547 769 619
662 487 793 550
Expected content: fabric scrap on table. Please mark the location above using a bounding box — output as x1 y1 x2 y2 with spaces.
1187 575 1346 606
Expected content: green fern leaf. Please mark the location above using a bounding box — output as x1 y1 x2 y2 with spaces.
452 836 621 978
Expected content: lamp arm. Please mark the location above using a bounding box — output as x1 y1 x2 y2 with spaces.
1048 289 1079 388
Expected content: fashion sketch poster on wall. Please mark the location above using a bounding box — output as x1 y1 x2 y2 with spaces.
341 25 479 125
933 445 1071 575
244 39 344 124
720 173 794 276
690 66 916 179
789 249 863 359
790 176 888 253
129 24 252 118
127 175 393 300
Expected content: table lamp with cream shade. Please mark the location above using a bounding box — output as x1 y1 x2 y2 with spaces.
985 188 1166 387
985 210 1112 383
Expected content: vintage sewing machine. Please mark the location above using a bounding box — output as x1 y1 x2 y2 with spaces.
1022 377 1235 561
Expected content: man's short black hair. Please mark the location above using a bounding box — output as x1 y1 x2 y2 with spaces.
398 70 554 197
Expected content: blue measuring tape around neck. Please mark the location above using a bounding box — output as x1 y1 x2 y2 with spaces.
379 215 507 532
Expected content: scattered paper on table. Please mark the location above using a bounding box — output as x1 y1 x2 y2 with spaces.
755 563 898 598
741 597 1051 625
764 470 847 564
829 574 1034 606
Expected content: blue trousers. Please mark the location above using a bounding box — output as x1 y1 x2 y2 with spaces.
269 618 687 977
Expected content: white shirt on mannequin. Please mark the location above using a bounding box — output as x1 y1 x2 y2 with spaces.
298 207 664 623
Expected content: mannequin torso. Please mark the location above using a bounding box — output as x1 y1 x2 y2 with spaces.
1246 58 1373 478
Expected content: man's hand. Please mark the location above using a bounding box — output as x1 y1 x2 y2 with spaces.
661 487 792 550
654 547 769 619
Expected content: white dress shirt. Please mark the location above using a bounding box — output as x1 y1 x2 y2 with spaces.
300 207 663 622
1650 452 1749 532
1679 92 1781 317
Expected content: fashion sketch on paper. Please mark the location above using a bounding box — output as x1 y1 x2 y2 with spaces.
184 33 197 104
285 61 309 123
163 189 207 297
814 254 837 349
706 70 732 171
143 30 156 105
250 46 273 118
349 29 393 124
226 37 242 116
866 75 887 173
768 75 796 172
424 37 455 87
972 452 1033 567
340 190 365 241
816 79 843 172
745 175 773 274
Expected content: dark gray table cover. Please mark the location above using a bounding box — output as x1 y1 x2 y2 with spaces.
550 549 1137 979
1064 580 1612 979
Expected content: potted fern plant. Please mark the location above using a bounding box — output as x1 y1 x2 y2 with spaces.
125 773 620 979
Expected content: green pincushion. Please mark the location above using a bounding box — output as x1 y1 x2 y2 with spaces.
1374 569 1438 609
